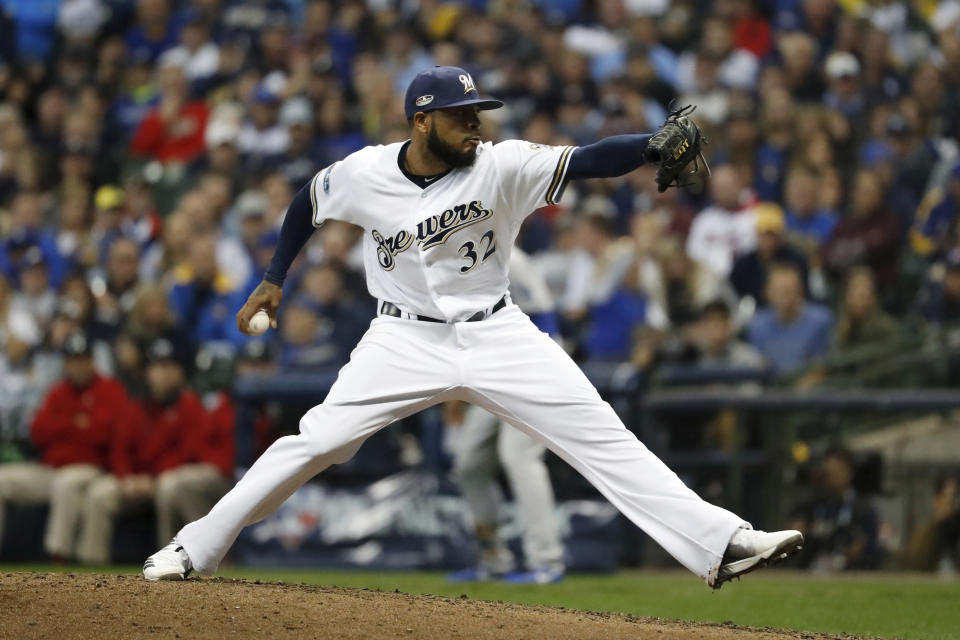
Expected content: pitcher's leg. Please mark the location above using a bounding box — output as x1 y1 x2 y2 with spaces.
497 423 564 572
466 309 746 580
176 319 461 574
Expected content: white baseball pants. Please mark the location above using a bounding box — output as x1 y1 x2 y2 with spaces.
452 404 564 572
178 305 746 581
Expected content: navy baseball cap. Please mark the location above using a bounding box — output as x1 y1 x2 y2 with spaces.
404 66 503 119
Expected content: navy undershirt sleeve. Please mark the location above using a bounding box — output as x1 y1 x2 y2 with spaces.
264 181 317 287
566 134 652 180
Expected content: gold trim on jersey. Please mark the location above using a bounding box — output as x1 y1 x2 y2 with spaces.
545 146 574 206
309 172 320 226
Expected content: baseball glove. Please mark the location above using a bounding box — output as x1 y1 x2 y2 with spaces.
645 103 710 193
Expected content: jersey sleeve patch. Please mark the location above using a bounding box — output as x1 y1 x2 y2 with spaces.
311 161 341 228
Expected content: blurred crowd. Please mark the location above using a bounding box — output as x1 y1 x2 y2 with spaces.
1 0 960 567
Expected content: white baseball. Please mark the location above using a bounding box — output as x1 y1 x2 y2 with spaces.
248 310 271 335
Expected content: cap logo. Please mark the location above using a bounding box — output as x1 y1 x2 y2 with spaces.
459 74 477 94
416 94 434 107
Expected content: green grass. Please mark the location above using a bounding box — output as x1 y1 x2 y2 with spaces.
3 565 958 640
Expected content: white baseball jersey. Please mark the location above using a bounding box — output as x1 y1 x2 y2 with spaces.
307 140 574 321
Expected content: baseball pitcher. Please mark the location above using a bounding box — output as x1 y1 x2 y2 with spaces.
144 67 801 589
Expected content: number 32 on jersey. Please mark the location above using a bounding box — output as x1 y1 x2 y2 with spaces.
458 230 496 273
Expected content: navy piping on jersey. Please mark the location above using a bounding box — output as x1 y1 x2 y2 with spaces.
398 140 452 189
546 146 575 205
308 171 319 222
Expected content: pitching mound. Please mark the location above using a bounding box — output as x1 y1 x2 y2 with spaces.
2 572 871 640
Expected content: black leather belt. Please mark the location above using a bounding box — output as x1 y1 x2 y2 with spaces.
379 296 507 323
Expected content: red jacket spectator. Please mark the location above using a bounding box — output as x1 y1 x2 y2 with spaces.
31 375 131 470
130 101 210 164
189 391 236 478
132 389 211 475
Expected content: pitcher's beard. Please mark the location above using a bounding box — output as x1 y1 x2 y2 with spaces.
427 125 477 168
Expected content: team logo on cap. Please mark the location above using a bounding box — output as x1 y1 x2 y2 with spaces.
459 74 477 94
416 94 434 107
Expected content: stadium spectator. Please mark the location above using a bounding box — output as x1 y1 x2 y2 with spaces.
783 166 839 250
130 53 210 165
123 283 194 364
834 267 901 350
175 186 251 289
261 172 293 229
903 474 960 573
89 185 129 266
730 203 809 306
776 31 823 101
155 393 234 546
275 97 321 189
670 299 767 454
122 174 164 249
748 263 833 375
312 220 368 301
75 338 216 557
561 211 642 360
199 119 244 191
823 169 901 294
90 237 141 338
791 447 882 571
678 16 758 94
238 86 289 169
168 233 237 345
641 236 736 331
297 262 369 348
11 247 57 333
823 52 865 120
1 191 67 288
125 0 179 65
912 163 960 258
685 164 756 278
916 248 960 325
692 300 766 371
0 272 42 441
753 88 796 202
55 185 96 270
0 333 129 560
0 272 40 374
163 9 219 85
140 210 193 286
30 275 115 394
229 190 270 290
276 294 344 370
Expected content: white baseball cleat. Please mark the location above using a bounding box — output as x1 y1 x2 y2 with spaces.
709 528 803 589
143 538 193 581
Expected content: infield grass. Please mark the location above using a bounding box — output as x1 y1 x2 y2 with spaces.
3 565 957 640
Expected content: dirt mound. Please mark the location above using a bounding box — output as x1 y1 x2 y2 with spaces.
1 573 873 640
